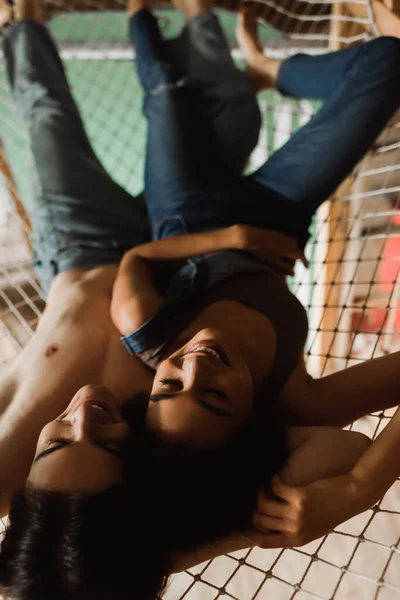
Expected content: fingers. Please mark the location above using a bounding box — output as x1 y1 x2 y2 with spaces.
257 489 291 518
271 475 305 505
253 512 286 533
273 231 309 269
265 257 295 276
275 257 295 276
252 510 305 539
284 250 309 268
277 261 295 276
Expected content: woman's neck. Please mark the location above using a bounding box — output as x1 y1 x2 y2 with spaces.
188 300 277 390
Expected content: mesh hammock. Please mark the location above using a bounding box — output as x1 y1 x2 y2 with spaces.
1 1 400 598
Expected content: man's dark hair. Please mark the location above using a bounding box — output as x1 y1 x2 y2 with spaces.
0 484 169 600
0 396 169 600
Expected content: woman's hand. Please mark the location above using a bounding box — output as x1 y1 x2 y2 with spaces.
248 474 370 549
236 225 309 276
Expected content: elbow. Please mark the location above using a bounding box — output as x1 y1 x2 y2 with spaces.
351 430 372 451
110 298 123 333
346 430 372 464
111 301 134 336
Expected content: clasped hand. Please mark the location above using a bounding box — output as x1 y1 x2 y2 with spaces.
235 225 309 276
243 473 367 550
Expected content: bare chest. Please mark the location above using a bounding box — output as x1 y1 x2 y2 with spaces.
10 294 152 419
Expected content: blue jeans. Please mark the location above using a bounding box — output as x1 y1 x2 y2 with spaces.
3 15 260 294
130 10 261 180
131 13 400 246
3 20 150 294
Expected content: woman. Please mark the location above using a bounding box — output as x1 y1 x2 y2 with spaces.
110 0 400 562
0 0 275 597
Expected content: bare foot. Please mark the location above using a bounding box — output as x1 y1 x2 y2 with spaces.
14 0 44 22
172 0 213 20
236 7 281 93
127 0 151 17
0 0 12 29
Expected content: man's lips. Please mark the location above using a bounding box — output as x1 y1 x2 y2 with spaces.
60 388 121 422
186 340 231 366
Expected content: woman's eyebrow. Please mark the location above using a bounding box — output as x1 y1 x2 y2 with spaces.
33 442 121 464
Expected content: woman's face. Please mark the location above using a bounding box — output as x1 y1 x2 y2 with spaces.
146 328 254 447
27 385 130 493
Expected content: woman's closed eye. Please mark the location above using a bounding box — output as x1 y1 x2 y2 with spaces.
158 379 228 401
160 377 226 400
149 377 233 417
45 437 122 456
159 378 183 390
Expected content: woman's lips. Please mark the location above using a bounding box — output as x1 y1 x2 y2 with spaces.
186 340 231 366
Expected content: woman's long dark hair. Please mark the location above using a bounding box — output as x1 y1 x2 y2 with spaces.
0 484 169 600
130 403 289 556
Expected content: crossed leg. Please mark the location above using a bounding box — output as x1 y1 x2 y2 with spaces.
231 32 400 249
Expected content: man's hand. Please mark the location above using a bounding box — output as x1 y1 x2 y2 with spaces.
247 474 370 549
236 225 309 276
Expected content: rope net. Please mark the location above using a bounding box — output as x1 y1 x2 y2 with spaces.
1 0 400 598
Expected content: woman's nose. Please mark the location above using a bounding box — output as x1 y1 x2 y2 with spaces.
180 354 216 384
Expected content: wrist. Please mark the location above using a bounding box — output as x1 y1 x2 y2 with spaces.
349 471 377 512
120 249 141 269
229 224 249 251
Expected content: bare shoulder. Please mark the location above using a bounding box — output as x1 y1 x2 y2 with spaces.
282 426 371 487
287 425 371 450
277 354 314 421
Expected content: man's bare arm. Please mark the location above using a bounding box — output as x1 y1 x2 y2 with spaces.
0 369 17 419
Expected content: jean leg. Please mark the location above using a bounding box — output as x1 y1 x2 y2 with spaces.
243 37 400 224
2 21 150 289
172 12 262 174
129 10 231 238
128 8 182 94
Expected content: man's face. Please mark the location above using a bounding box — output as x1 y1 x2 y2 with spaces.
27 385 131 493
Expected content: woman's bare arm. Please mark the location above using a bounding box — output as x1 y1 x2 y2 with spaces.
279 351 400 428
171 426 370 572
111 225 306 334
110 226 243 334
255 405 400 548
